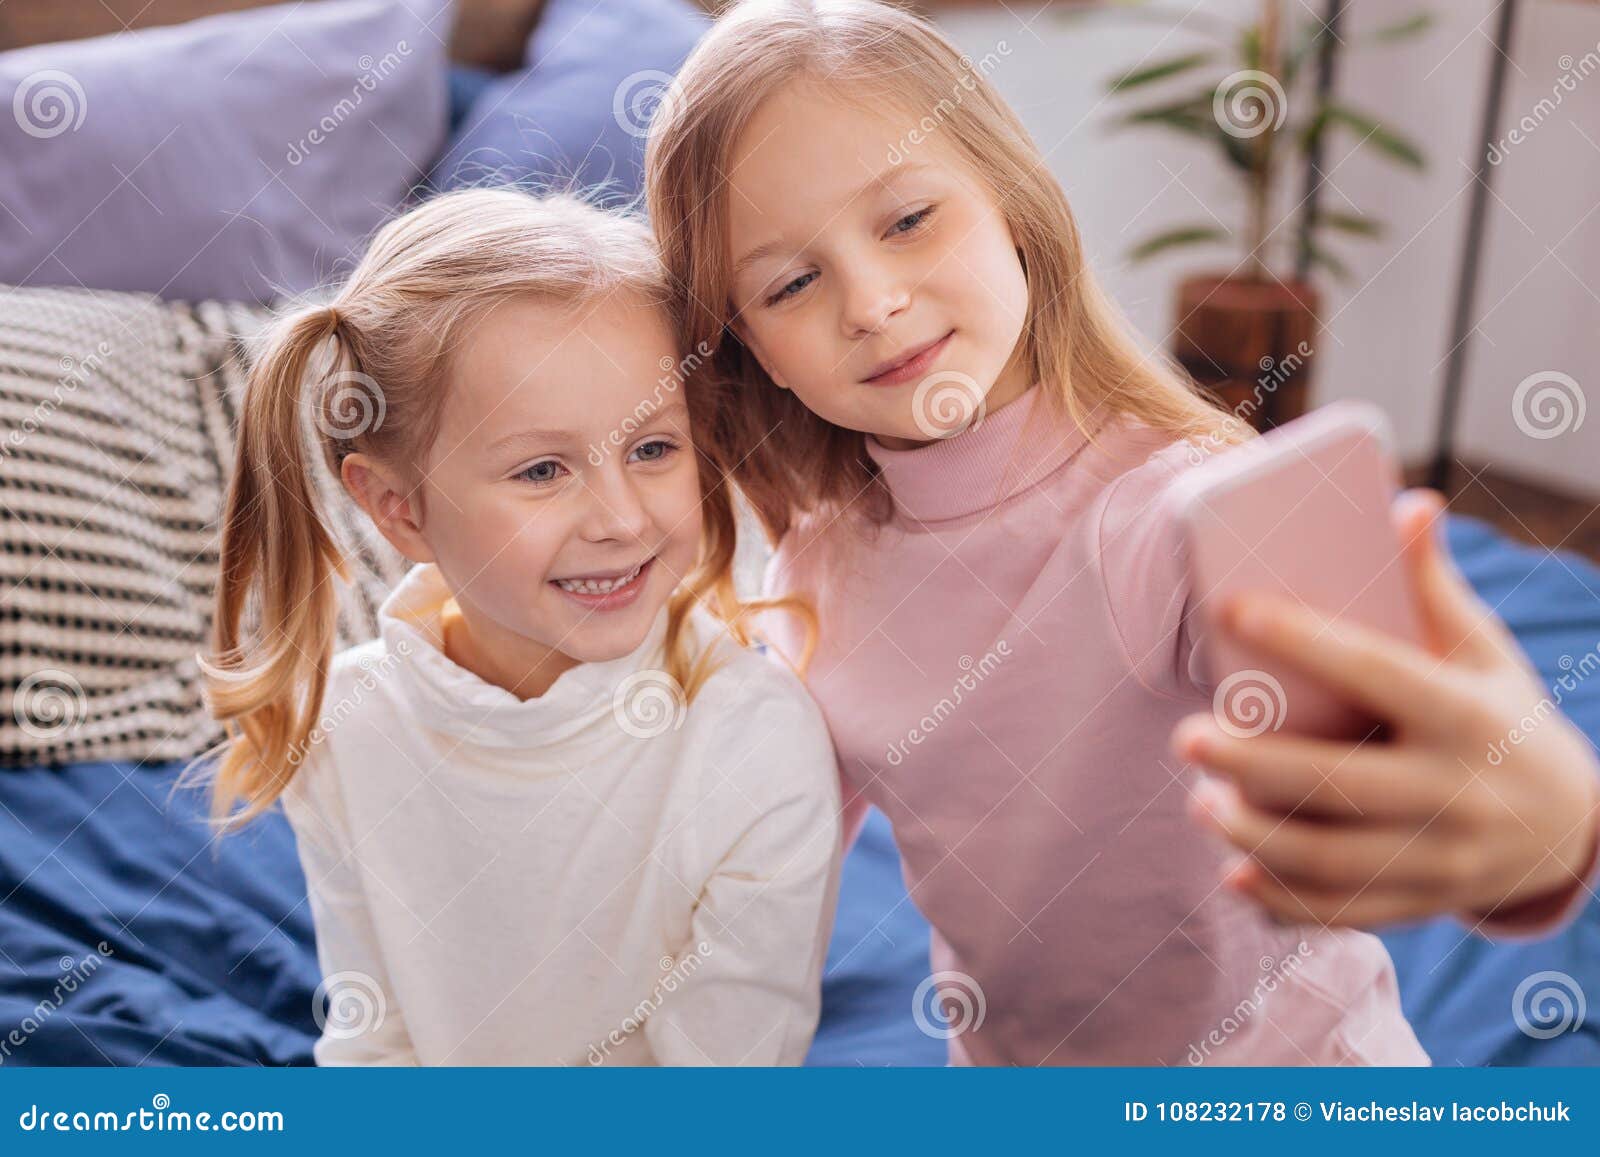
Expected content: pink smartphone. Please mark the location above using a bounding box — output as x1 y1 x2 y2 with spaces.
1173 400 1423 740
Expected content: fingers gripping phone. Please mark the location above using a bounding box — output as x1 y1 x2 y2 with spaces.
1174 401 1423 740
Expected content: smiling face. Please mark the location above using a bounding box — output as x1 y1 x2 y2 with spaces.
724 80 1033 450
352 290 704 694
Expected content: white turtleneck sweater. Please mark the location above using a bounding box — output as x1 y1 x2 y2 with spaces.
279 563 842 1066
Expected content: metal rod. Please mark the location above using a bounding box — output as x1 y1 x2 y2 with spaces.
1430 0 1520 493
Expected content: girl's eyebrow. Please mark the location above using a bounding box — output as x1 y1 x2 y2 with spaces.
645 401 690 422
485 402 690 456
731 161 937 278
486 427 580 456
733 237 788 279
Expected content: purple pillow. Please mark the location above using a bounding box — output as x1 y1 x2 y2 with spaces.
0 0 451 303
431 0 707 206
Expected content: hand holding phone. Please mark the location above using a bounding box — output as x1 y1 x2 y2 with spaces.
1174 401 1421 740
1170 409 1600 930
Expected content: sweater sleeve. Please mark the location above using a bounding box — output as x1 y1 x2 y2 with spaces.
645 683 843 1066
1095 445 1210 698
1468 812 1600 939
761 524 869 853
281 752 420 1066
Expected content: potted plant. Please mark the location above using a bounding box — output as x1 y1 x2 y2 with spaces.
1069 0 1432 428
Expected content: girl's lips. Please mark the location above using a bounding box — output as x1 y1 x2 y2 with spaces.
549 557 654 612
861 329 954 387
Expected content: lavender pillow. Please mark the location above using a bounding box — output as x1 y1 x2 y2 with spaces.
0 0 451 304
431 0 707 206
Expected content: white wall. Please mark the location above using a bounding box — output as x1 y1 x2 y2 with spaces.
1452 0 1600 494
931 0 1600 496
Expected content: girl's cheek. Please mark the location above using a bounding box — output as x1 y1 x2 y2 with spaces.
658 462 704 531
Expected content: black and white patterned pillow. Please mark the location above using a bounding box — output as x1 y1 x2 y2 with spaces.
0 285 408 768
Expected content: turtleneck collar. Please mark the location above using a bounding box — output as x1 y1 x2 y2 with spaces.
865 385 1093 523
376 563 672 750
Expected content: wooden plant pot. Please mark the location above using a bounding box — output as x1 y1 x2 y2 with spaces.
1173 274 1321 432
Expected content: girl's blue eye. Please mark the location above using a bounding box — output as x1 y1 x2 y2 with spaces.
766 271 817 306
518 459 566 485
889 206 935 236
628 438 678 464
759 209 936 308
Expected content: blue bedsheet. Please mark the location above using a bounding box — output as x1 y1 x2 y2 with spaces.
1376 517 1600 1066
1 516 1596 1067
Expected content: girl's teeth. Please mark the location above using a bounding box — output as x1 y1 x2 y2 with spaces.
556 562 642 595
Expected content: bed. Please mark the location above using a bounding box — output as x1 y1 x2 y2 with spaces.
1 516 1596 1067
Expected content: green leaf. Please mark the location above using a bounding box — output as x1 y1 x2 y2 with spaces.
1315 209 1385 238
1301 107 1331 149
1108 51 1215 93
1119 106 1211 134
1314 105 1427 169
1116 92 1216 135
1114 86 1273 177
1304 241 1352 282
1370 12 1435 43
1129 225 1232 263
1121 110 1217 141
1240 23 1262 72
1217 125 1262 174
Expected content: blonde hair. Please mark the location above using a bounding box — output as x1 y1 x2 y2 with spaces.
200 188 794 829
646 0 1243 539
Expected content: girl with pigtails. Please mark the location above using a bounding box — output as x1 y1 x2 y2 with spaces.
197 188 841 1066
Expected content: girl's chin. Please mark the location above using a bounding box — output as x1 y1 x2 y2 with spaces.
542 611 660 664
839 409 929 448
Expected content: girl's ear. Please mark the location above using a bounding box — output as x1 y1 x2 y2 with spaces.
728 319 791 392
340 453 435 565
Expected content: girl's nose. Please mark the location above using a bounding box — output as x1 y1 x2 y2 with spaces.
581 470 653 544
840 264 910 338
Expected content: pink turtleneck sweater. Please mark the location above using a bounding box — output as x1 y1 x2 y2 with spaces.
764 387 1432 1066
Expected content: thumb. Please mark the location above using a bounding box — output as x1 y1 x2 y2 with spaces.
1394 489 1515 668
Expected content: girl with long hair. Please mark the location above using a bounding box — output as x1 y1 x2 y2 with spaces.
646 0 1600 1065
